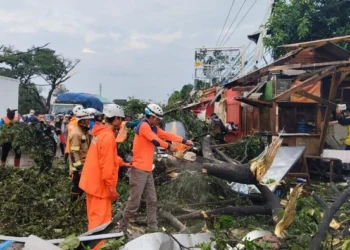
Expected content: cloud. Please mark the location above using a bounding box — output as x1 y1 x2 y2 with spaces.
0 9 92 35
147 31 183 43
82 48 96 54
84 31 106 43
123 31 183 50
108 32 122 41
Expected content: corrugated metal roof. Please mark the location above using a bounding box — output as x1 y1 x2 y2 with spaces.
316 43 350 61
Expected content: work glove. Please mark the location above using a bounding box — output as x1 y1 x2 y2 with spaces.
108 187 119 201
168 143 177 152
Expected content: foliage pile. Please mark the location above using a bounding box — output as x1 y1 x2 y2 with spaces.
0 165 86 238
222 136 266 164
157 171 236 210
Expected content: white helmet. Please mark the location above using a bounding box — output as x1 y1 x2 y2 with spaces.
85 108 97 116
103 104 125 118
72 105 84 115
145 103 163 119
76 109 94 121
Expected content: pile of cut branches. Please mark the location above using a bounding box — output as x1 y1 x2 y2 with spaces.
0 164 86 239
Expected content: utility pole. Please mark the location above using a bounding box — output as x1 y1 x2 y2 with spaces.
99 83 102 96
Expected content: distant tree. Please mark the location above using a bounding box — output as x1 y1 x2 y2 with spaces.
53 84 69 97
113 99 128 106
167 91 182 107
123 98 147 116
264 0 350 58
0 45 79 113
18 84 44 114
35 48 80 112
180 84 194 98
194 79 210 90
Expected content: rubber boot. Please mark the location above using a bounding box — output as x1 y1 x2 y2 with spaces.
14 159 20 167
70 193 81 202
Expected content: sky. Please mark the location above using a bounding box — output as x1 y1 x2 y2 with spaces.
0 0 269 103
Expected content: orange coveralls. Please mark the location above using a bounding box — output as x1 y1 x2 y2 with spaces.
79 124 124 249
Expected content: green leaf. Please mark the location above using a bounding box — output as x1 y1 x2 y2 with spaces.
58 234 80 250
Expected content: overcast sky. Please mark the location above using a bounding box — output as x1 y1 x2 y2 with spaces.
0 0 269 103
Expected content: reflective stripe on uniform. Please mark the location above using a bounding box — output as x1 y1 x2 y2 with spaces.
73 161 82 167
345 126 350 145
71 146 80 151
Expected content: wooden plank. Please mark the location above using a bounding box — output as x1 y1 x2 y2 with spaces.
271 102 277 135
269 60 350 72
279 35 350 49
273 66 336 102
318 72 347 155
295 91 337 108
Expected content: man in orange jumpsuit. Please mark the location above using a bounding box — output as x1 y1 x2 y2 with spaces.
118 103 193 232
79 104 126 249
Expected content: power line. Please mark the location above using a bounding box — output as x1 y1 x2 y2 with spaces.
221 0 258 46
216 0 236 46
218 0 247 47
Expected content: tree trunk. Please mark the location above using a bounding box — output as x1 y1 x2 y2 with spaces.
202 162 256 184
202 136 223 163
45 86 55 113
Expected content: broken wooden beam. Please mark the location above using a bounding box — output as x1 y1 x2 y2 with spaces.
295 91 337 108
279 35 350 49
273 66 336 102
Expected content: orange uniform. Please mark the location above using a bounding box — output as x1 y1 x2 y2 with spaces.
132 119 186 172
65 117 78 154
79 123 124 225
116 121 128 143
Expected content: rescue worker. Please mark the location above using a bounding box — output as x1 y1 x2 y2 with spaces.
65 105 83 162
337 106 350 150
117 103 193 232
0 108 21 167
63 114 71 163
69 109 93 201
79 104 129 249
85 108 98 130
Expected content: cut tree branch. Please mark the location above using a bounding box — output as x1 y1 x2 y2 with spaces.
176 205 272 221
159 209 187 232
240 136 253 163
309 186 350 250
213 147 238 164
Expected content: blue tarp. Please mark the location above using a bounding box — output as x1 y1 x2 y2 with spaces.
56 93 104 111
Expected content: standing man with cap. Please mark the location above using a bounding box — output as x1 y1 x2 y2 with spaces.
79 104 128 249
0 108 21 167
118 103 193 232
69 109 93 201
